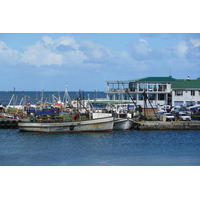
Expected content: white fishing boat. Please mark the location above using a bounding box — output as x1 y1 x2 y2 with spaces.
113 112 134 130
90 101 136 130
18 113 114 133
113 118 134 130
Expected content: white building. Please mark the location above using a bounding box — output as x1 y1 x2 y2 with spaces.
171 78 200 106
105 76 200 107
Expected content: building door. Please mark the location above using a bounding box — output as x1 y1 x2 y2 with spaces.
167 94 172 105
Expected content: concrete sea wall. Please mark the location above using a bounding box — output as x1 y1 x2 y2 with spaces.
133 121 200 130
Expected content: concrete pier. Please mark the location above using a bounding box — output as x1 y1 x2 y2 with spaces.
133 120 200 130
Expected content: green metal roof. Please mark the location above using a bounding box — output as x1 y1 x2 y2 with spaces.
172 79 200 89
129 77 179 82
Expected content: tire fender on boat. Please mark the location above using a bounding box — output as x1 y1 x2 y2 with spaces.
12 120 18 127
70 125 75 131
1 121 5 127
0 121 3 127
6 120 11 126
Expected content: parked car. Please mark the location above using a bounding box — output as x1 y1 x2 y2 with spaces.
171 106 180 113
171 106 191 115
179 113 191 121
164 113 175 121
157 105 172 113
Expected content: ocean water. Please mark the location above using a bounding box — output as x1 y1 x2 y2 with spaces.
0 91 107 105
0 128 200 166
0 91 200 166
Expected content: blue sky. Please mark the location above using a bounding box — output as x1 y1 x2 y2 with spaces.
0 33 200 91
1 1 200 92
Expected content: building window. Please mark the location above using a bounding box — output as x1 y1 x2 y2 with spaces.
139 84 147 92
158 94 165 100
108 94 113 100
175 91 183 96
129 82 137 92
158 85 162 91
191 90 195 96
158 84 167 92
148 94 156 100
129 94 136 100
148 84 157 92
138 94 144 100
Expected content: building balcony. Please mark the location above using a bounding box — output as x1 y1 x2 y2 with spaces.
106 88 171 93
107 89 126 93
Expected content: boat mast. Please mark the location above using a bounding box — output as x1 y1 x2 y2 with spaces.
41 89 44 105
6 87 16 111
63 84 71 106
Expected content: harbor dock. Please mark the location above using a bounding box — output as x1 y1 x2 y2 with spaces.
133 120 200 130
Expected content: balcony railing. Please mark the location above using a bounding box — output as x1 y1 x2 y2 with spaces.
107 88 170 93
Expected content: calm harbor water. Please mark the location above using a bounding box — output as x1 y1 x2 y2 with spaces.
0 128 200 166
0 91 200 166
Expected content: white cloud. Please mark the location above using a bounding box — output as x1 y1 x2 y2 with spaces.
175 41 188 57
0 37 145 68
62 50 86 65
1 35 199 80
0 41 22 64
20 36 87 66
0 41 8 49
20 41 63 66
41 36 54 47
130 39 153 60
139 39 149 48
1 34 200 91
188 39 200 57
79 40 114 64
55 36 79 50
169 38 200 63
190 39 200 47
135 39 151 55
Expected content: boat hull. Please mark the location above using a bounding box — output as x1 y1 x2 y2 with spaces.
113 118 133 130
18 117 114 133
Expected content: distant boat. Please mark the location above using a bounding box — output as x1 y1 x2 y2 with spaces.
18 113 114 133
